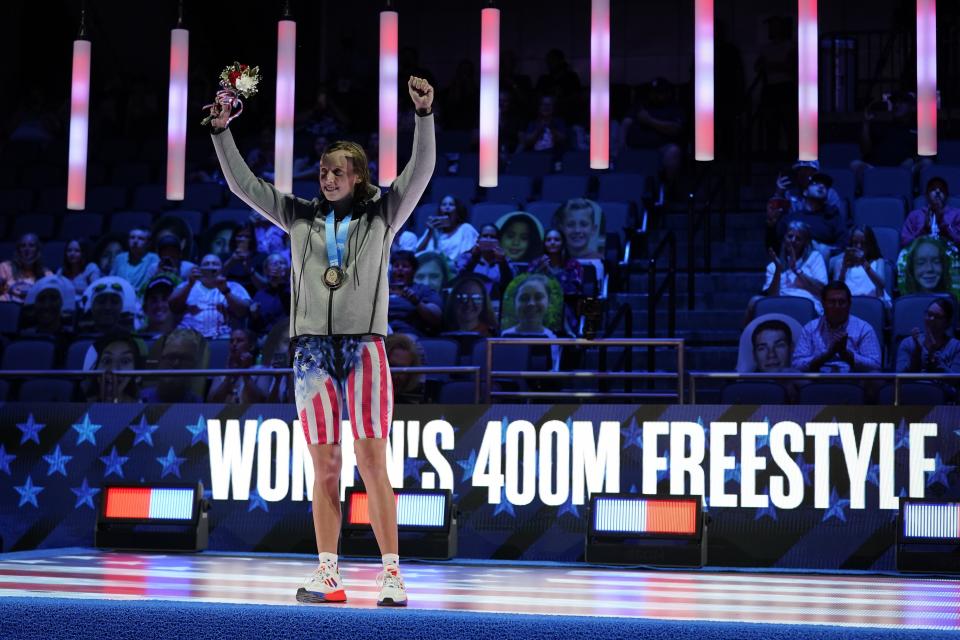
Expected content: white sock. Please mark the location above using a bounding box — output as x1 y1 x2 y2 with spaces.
319 552 338 567
382 553 400 572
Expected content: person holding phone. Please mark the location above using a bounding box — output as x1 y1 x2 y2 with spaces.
168 253 251 339
416 194 478 262
454 223 515 299
387 250 441 336
207 75 435 606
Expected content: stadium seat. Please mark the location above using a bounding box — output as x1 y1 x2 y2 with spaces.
524 201 562 229
597 173 646 204
165 209 204 235
797 382 866 404
819 143 861 169
18 379 75 402
181 183 225 211
131 184 169 211
853 196 906 228
471 203 516 230
65 339 95 371
431 177 477 204
87 186 128 212
541 174 590 202
109 211 154 235
483 175 534 205
850 296 886 345
1 340 56 370
720 381 788 404
207 339 231 369
0 302 21 334
209 208 253 228
870 225 900 263
878 381 948 405
754 296 817 326
862 167 912 199
505 152 553 177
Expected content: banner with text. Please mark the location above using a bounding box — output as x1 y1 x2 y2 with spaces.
1 403 957 569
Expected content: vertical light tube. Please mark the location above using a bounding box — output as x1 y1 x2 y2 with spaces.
67 39 91 211
275 19 297 194
479 7 500 188
590 0 610 169
379 10 399 187
917 0 937 156
694 0 714 161
797 0 818 161
166 28 189 201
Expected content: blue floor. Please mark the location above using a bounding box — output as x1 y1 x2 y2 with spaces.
2 595 955 640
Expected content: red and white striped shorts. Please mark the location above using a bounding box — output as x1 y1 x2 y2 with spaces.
292 335 393 445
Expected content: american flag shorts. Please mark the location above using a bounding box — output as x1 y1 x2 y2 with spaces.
292 335 393 445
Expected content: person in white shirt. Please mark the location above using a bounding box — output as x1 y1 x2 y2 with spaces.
168 253 250 338
830 224 890 307
416 195 478 262
762 220 828 314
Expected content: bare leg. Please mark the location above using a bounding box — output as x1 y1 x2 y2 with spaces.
354 438 398 555
308 443 342 553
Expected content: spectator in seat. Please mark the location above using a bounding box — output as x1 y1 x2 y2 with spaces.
455 223 516 300
140 274 180 338
21 275 75 339
141 327 208 403
792 281 882 372
776 172 844 251
528 227 584 295
385 333 427 404
222 223 266 294
501 273 564 369
250 252 291 336
416 195 479 263
110 226 159 294
83 332 147 403
387 250 442 337
79 276 138 338
896 297 960 373
774 159 842 210
0 233 52 303
169 254 251 339
830 224 890 307
762 220 828 314
901 177 960 248
155 234 195 281
496 212 544 265
442 275 498 336
57 240 100 296
93 233 126 278
898 236 960 302
413 251 452 293
517 94 568 159
203 221 239 262
208 328 270 403
736 314 804 373
622 78 684 150
553 199 605 283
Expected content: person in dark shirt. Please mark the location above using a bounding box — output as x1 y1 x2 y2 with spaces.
776 173 844 249
387 250 442 336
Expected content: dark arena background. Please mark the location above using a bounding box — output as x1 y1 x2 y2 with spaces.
2 1 960 638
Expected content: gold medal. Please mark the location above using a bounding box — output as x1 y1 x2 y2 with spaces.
323 265 345 290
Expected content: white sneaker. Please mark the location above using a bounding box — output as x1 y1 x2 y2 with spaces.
376 567 407 607
296 562 347 603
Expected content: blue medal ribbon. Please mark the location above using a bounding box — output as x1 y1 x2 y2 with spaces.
325 210 352 270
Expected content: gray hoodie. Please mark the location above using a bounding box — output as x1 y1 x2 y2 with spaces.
211 115 435 337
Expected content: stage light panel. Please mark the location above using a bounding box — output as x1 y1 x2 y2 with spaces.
104 486 195 521
901 501 960 541
346 489 450 530
592 496 700 537
96 482 208 552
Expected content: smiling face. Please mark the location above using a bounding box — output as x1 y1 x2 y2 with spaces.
913 241 943 291
561 208 596 257
454 280 485 330
319 150 360 202
752 328 790 373
516 279 549 331
501 220 532 261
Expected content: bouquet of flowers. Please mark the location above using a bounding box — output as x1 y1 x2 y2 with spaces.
201 62 262 126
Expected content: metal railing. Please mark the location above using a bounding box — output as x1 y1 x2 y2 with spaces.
686 167 726 311
485 337 685 403
0 366 482 404
688 371 960 406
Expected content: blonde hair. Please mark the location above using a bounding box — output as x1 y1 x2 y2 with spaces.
323 140 372 201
